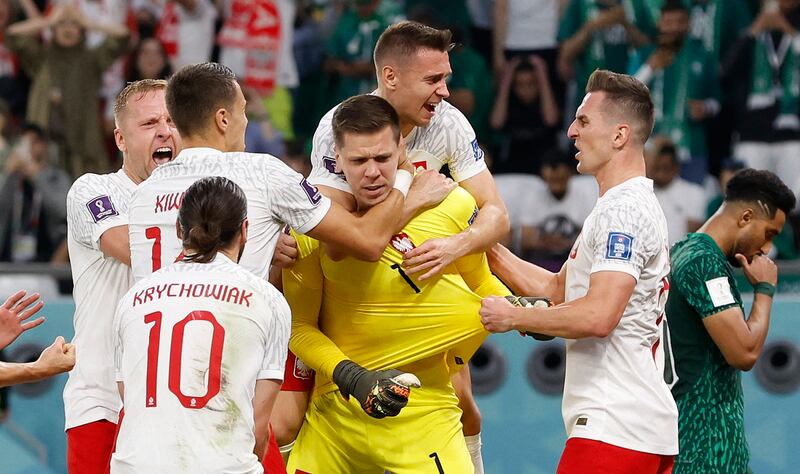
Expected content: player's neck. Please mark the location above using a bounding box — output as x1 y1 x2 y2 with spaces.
697 213 735 257
595 151 646 196
183 134 226 153
377 87 415 137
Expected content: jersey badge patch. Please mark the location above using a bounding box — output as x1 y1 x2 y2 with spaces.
293 357 313 380
390 233 416 254
605 232 633 261
322 155 345 176
86 195 118 223
705 277 736 308
471 138 484 161
300 178 322 205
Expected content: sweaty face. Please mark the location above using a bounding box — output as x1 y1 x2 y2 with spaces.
224 83 249 152
567 92 615 176
116 89 180 184
731 209 786 266
336 126 400 210
390 48 451 129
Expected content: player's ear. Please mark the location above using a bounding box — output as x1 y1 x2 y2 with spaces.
382 65 397 90
240 218 249 244
114 127 125 153
215 108 228 133
175 220 183 241
334 152 343 173
613 124 630 149
738 208 754 228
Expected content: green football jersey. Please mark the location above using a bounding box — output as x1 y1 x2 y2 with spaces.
665 233 749 474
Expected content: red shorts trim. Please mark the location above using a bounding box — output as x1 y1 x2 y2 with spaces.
263 423 287 473
66 420 117 474
557 437 674 474
280 350 314 392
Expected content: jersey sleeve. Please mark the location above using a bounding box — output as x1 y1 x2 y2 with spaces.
112 291 130 383
265 159 332 234
673 255 741 318
442 107 488 183
308 108 352 193
283 233 349 380
67 175 128 252
257 285 292 381
588 201 659 280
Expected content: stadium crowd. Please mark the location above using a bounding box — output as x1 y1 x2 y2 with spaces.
0 0 799 269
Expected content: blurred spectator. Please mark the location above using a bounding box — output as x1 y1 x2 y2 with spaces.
6 2 129 178
518 149 597 270
558 0 649 113
0 124 70 263
490 55 559 174
631 1 719 184
447 29 494 141
282 139 312 177
126 36 171 82
646 137 705 246
466 0 493 63
243 84 285 157
0 99 13 173
292 1 329 138
723 0 800 190
0 0 40 120
705 158 746 218
156 0 217 71
493 0 562 105
324 0 386 104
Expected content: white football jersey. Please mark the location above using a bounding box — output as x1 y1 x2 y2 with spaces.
129 147 331 282
308 98 487 193
112 255 290 473
562 177 678 455
64 169 135 430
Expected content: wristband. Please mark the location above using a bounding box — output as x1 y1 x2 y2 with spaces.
754 282 776 298
393 169 413 197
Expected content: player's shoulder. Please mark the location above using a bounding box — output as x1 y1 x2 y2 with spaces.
671 234 724 273
68 170 124 200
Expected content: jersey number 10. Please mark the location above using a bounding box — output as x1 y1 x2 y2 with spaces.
143 310 225 409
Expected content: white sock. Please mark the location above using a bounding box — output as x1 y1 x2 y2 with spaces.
464 433 484 474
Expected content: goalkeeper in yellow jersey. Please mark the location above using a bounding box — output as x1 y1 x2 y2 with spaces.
283 95 515 473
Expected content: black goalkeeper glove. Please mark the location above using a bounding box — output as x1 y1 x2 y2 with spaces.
505 295 555 341
332 360 421 419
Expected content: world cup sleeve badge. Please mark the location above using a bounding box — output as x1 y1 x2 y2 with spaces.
605 232 633 261
86 195 118 223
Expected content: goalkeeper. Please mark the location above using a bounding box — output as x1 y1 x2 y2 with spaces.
283 95 537 473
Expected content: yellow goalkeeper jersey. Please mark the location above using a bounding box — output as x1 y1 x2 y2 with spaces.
284 187 511 397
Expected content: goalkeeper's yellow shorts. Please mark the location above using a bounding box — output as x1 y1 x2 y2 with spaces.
286 383 474 474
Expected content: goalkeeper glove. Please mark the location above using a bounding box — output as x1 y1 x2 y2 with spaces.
505 295 555 341
332 360 421 419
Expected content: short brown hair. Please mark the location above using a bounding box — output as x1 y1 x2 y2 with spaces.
113 79 168 126
373 21 453 66
179 176 247 263
332 95 401 148
166 62 238 138
586 69 654 145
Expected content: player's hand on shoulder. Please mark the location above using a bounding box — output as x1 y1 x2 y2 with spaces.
736 253 778 286
332 360 421 419
35 336 76 377
271 228 298 269
407 170 457 210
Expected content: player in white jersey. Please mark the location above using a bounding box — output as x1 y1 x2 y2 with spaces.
309 21 508 279
282 23 506 470
64 79 179 474
129 62 450 283
480 70 678 473
113 176 289 473
128 63 451 468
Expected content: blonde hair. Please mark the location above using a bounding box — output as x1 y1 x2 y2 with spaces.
113 79 168 126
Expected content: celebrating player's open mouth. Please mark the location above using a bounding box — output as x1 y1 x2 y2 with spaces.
152 145 174 166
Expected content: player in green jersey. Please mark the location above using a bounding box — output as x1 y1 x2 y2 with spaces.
664 168 795 473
